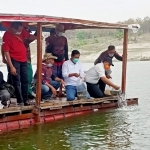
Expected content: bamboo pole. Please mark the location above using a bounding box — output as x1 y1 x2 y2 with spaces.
35 22 42 122
121 29 128 94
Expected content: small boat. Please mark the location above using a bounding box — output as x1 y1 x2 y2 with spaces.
0 13 139 133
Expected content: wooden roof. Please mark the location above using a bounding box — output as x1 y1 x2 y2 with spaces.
0 13 139 32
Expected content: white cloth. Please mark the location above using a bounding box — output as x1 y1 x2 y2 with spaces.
85 63 106 84
62 60 84 86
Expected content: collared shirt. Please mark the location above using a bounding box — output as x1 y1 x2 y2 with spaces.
2 28 30 62
86 63 106 84
46 35 69 62
34 63 56 85
62 60 84 86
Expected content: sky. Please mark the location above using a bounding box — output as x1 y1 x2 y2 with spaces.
0 0 150 23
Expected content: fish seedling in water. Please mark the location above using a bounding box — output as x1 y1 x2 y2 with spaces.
117 93 127 108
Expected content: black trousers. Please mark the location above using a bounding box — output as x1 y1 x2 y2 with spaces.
8 59 28 104
86 79 106 98
98 79 106 95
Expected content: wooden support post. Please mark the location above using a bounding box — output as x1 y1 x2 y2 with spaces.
35 22 42 122
121 29 128 94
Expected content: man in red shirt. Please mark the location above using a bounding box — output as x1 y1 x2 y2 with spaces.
2 22 37 106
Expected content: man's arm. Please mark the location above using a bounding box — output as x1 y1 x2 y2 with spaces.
22 28 37 41
79 62 85 78
0 71 4 85
114 52 123 61
101 76 120 90
62 62 79 78
1 47 7 64
64 38 69 60
62 62 69 78
28 34 37 41
55 77 65 87
4 52 17 75
2 33 17 75
45 37 53 53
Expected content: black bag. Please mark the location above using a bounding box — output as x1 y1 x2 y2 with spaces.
0 82 15 98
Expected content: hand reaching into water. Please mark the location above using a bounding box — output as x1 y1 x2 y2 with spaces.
113 85 120 90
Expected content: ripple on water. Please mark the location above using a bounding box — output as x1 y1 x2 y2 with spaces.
0 62 150 149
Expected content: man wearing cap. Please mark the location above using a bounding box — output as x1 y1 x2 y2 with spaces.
2 22 38 106
34 53 65 100
46 24 68 96
86 57 120 98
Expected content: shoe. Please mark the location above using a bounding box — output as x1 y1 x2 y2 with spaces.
28 93 35 100
42 98 51 102
17 103 24 107
103 94 111 97
31 92 36 98
24 102 30 106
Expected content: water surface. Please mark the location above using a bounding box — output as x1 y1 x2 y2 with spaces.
0 61 150 150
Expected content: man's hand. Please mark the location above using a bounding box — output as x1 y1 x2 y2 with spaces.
51 87 57 96
10 66 17 75
69 73 80 78
113 85 120 90
106 74 112 79
60 80 65 88
74 73 80 78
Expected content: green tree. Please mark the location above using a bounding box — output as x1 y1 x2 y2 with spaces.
76 31 86 40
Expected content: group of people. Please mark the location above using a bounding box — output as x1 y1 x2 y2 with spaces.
0 21 122 107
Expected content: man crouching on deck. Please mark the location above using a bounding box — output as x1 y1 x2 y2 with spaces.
62 50 90 101
86 57 120 98
34 53 65 101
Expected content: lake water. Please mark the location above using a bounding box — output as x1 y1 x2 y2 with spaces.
0 61 150 150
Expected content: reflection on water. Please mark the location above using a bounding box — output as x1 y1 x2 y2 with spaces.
0 61 150 150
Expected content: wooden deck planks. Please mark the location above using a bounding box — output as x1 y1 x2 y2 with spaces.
0 96 121 114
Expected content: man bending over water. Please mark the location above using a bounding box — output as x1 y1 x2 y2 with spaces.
86 57 120 98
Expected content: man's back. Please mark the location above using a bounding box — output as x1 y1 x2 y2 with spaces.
86 63 105 84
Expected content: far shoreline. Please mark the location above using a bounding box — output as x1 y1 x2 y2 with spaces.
0 59 149 67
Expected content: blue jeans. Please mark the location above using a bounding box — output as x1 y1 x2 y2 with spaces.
41 80 60 99
66 85 90 101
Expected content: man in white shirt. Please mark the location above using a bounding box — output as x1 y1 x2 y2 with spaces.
62 50 90 101
86 57 120 98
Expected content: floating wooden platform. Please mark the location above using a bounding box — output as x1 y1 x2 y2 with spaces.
0 96 138 133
